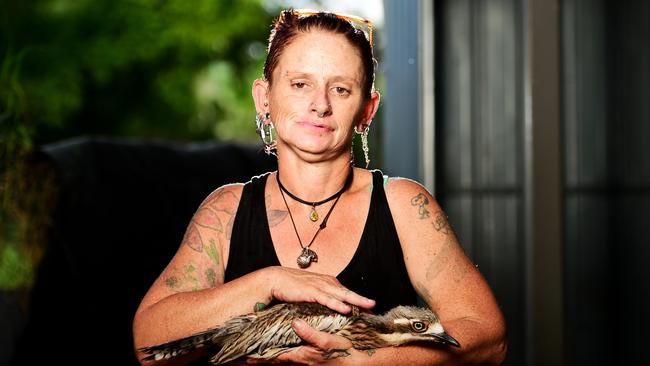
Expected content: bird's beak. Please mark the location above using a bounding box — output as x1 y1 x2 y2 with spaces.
432 332 461 348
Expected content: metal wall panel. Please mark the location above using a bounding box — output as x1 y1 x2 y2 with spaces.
435 0 525 364
562 0 611 364
606 1 650 364
563 0 650 364
382 0 421 179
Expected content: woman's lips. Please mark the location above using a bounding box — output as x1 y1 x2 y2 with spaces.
297 121 334 132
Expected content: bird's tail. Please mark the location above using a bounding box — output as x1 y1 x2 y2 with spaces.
138 327 225 362
138 315 255 362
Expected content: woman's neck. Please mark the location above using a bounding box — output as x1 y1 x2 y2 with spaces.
276 154 353 202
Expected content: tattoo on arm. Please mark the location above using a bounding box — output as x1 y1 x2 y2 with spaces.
253 302 267 313
425 235 453 281
425 234 471 284
164 260 222 292
168 188 237 292
205 189 238 214
226 215 234 240
410 193 430 219
432 211 452 235
205 188 238 238
165 276 179 289
205 268 217 287
182 224 204 252
164 263 201 292
183 187 239 251
206 238 220 266
193 207 224 232
366 348 377 357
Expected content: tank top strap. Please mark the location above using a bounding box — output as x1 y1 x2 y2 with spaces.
337 169 419 314
225 172 278 282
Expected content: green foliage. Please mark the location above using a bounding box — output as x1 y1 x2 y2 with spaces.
0 245 34 289
0 0 278 289
0 0 277 143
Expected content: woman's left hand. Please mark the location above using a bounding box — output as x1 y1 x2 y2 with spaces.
246 319 357 365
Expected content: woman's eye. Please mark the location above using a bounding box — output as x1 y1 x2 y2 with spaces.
293 82 306 89
334 87 350 95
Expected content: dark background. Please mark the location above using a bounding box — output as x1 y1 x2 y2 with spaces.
2 1 649 365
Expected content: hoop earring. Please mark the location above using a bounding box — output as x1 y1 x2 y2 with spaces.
355 126 370 168
256 112 277 156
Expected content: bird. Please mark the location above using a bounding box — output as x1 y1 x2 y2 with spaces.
138 302 460 365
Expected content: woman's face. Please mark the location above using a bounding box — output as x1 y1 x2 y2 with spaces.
263 30 374 161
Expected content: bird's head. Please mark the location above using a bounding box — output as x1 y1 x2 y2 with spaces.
377 306 460 348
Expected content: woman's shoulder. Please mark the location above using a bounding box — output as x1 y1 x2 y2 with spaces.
381 174 432 197
197 183 245 214
380 174 440 215
198 172 274 211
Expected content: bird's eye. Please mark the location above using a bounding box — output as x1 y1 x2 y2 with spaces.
412 321 426 332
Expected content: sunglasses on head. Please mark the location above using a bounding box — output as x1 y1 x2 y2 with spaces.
284 9 373 49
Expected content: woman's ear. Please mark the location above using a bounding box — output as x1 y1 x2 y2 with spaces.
357 91 380 131
252 79 270 115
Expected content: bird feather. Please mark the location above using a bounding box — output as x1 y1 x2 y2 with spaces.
138 302 459 365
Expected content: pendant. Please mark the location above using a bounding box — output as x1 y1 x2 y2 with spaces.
309 206 319 222
297 247 318 268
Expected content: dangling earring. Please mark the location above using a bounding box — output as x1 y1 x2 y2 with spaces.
256 112 277 156
355 125 370 168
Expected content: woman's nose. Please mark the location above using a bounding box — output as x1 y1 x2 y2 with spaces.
311 89 332 118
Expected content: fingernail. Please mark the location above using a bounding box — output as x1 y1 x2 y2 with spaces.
292 319 306 329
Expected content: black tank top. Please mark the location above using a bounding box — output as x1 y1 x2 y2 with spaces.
225 170 418 314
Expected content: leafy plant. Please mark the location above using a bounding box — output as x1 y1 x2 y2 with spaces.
0 0 278 289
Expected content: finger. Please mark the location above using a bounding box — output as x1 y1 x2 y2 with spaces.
315 293 353 314
317 288 375 314
292 319 323 347
333 287 376 310
318 277 374 310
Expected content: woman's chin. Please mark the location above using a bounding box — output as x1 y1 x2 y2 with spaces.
287 145 343 162
288 139 332 155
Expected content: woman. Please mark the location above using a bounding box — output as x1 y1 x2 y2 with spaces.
133 10 506 365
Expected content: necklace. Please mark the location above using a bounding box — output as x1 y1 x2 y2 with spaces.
276 170 352 268
277 172 352 222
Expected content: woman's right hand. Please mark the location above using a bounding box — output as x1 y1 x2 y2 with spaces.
263 266 375 314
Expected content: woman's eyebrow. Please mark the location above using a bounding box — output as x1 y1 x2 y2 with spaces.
283 71 360 85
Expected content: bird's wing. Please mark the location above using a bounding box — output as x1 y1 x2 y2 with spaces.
210 304 303 364
210 303 354 364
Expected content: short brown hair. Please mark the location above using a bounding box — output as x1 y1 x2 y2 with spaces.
263 10 375 99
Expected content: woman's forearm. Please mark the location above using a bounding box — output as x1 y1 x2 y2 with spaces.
348 317 507 366
133 268 273 361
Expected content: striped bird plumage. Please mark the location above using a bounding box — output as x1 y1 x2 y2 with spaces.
139 302 460 365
